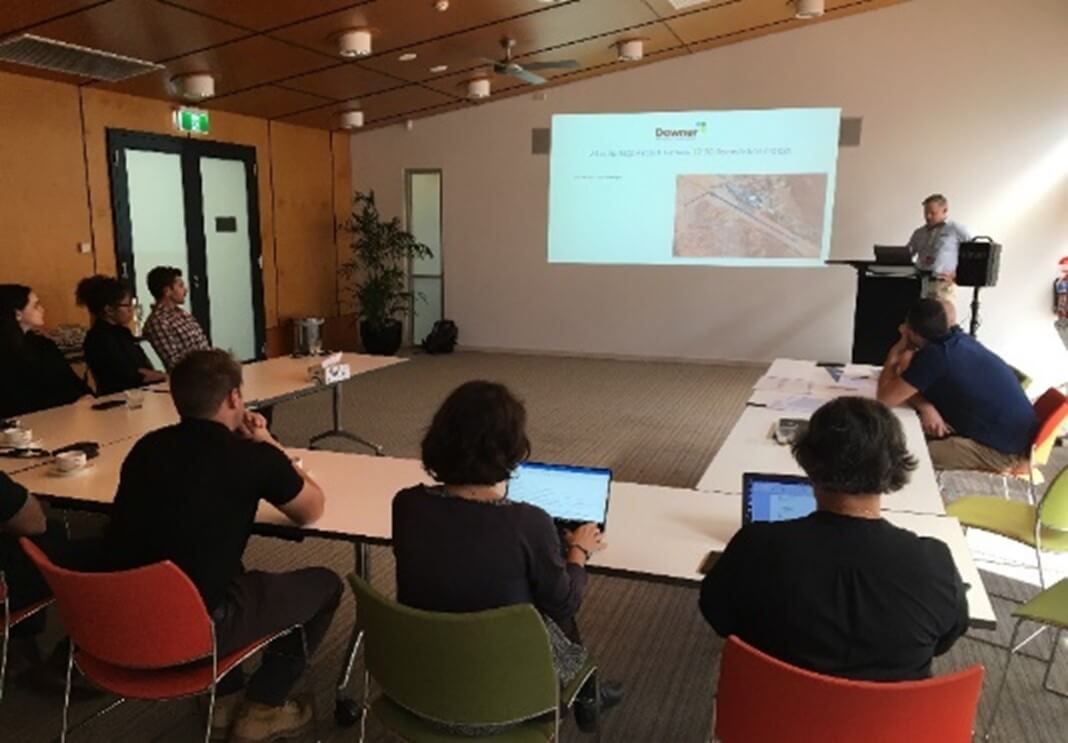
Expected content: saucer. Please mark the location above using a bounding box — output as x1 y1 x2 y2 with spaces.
48 462 95 478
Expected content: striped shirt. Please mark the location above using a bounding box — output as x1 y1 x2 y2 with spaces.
143 304 210 371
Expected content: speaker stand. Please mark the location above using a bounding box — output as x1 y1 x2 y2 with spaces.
969 286 983 337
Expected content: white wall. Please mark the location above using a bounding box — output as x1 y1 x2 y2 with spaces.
352 0 1068 389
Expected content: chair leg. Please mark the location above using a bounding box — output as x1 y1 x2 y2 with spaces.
203 682 217 743
358 670 370 743
61 642 75 743
593 673 603 743
984 619 1024 739
1042 629 1063 695
1 592 9 703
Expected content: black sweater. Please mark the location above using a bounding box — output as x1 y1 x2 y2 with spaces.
83 321 153 396
0 332 89 418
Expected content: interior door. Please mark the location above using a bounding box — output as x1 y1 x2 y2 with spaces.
108 129 266 361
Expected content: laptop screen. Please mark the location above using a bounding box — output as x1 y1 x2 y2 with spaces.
507 462 613 528
742 473 816 525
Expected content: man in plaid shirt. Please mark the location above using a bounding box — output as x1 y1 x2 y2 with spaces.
143 266 210 372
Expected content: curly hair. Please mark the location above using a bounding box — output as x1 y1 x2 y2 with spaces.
792 396 917 495
421 381 531 485
75 275 130 317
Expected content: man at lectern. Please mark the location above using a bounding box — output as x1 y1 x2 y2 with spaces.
905 194 971 300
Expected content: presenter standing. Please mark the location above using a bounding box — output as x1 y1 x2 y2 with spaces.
906 194 971 299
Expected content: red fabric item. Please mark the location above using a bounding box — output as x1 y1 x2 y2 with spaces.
1033 388 1068 453
714 636 984 743
20 538 213 669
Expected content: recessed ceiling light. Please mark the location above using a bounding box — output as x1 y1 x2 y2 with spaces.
467 78 491 100
429 64 448 73
398 52 417 62
792 0 825 18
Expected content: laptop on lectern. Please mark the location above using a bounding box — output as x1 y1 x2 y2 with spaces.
873 245 914 266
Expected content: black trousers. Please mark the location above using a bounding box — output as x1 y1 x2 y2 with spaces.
0 521 72 635
212 568 342 706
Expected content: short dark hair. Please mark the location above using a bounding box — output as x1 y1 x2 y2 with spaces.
147 266 182 301
922 193 947 207
792 397 917 495
421 381 531 485
170 349 243 419
907 298 950 341
75 275 130 316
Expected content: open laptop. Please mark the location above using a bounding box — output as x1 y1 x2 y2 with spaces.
742 473 816 525
506 462 613 531
873 245 914 266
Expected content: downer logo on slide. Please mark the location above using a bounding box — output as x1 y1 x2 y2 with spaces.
655 121 707 139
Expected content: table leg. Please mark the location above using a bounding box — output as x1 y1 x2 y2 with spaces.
334 541 369 727
309 383 384 456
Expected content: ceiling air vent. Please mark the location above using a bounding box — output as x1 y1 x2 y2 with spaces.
0 34 164 81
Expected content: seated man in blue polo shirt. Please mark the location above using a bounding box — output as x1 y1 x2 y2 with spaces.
877 299 1038 472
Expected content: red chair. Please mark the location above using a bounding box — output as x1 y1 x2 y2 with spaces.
20 538 300 743
0 570 54 701
712 636 984 743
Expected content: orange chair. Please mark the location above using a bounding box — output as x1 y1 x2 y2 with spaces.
712 636 984 743
0 570 53 701
21 538 301 743
1013 388 1066 504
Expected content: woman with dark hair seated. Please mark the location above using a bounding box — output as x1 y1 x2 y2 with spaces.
75 276 165 395
0 284 90 418
392 380 623 733
700 396 969 682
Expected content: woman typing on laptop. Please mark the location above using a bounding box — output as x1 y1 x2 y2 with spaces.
391 380 622 733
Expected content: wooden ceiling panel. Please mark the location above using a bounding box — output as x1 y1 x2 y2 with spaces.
642 0 740 21
516 20 684 74
207 85 333 119
280 63 405 101
103 35 335 100
0 0 105 37
269 0 563 59
28 0 250 63
360 0 661 83
160 0 374 32
279 84 456 129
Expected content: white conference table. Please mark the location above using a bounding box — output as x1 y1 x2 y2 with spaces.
16 445 995 629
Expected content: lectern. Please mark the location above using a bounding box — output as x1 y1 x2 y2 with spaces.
829 260 929 364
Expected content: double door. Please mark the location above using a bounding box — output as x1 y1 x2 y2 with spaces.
108 129 266 362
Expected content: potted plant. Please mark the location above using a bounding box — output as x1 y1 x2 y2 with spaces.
341 190 433 355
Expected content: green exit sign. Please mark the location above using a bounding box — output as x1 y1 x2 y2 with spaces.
175 108 210 134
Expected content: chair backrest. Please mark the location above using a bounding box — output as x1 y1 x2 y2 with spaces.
348 574 558 728
1032 388 1068 466
20 538 213 669
1038 466 1068 531
714 636 984 743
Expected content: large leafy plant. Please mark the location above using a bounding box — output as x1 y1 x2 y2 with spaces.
340 190 433 330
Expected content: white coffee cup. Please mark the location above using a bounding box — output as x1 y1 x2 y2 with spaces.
4 428 33 447
54 450 88 473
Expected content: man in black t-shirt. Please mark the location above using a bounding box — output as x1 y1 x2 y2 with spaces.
700 397 969 682
106 350 340 742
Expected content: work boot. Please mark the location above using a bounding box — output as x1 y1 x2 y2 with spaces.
206 692 243 741
230 696 314 743
574 679 624 734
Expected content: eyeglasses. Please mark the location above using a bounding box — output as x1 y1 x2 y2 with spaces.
115 301 133 308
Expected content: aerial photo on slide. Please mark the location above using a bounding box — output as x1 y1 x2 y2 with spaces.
673 173 828 259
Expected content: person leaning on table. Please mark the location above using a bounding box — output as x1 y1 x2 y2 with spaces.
391 380 623 734
699 396 969 681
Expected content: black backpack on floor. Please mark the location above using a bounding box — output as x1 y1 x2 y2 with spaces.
422 320 458 354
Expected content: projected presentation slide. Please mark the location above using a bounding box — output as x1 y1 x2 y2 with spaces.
548 108 841 267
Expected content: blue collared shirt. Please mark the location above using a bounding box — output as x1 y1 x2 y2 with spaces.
906 220 971 275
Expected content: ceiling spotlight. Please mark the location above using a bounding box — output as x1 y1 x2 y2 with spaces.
170 72 215 101
339 110 364 129
398 52 417 62
792 0 824 18
429 64 448 73
616 39 644 62
467 77 491 100
338 28 372 58
434 0 450 10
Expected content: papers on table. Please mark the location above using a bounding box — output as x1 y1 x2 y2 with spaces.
752 360 879 404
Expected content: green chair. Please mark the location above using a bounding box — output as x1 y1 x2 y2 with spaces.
347 574 597 742
947 466 1068 590
984 578 1068 738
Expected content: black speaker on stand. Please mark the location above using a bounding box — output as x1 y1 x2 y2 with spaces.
956 236 1001 337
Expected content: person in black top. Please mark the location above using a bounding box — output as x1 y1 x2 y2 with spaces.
392 381 621 733
0 284 90 418
105 349 340 742
75 275 166 395
700 397 969 682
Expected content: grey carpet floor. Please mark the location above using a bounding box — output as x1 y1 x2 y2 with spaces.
1 351 1065 742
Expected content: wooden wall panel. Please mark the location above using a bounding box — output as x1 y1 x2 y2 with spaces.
0 71 94 326
270 122 337 322
332 131 354 316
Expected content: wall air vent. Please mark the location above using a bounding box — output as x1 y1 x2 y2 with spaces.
0 34 164 81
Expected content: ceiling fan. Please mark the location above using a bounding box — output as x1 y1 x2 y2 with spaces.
478 37 580 85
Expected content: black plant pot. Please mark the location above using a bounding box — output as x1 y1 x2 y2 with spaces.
360 319 403 356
